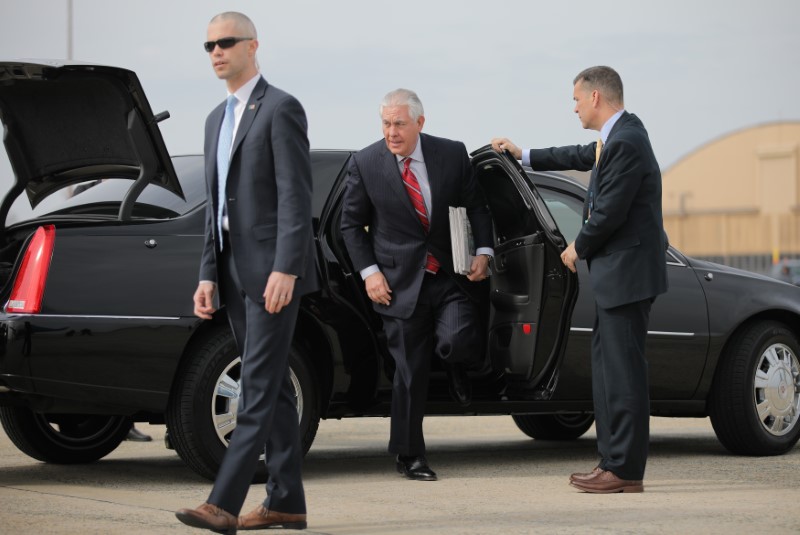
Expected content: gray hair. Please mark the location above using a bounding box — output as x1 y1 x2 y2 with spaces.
574 66 624 106
209 11 258 39
380 88 424 121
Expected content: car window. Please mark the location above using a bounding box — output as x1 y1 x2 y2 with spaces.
310 151 350 217
537 187 583 244
8 155 206 224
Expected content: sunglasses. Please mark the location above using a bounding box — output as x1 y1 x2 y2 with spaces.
203 37 254 53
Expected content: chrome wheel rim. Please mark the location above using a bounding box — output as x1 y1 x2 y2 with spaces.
212 357 303 448
753 343 800 437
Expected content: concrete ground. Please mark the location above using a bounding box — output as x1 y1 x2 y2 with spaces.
1 416 799 534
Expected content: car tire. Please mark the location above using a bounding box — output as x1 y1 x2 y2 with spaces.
511 413 594 440
709 320 800 455
0 408 131 463
166 328 320 481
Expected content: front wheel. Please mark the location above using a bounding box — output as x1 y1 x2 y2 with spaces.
512 413 594 440
708 321 800 455
0 408 131 463
166 328 320 481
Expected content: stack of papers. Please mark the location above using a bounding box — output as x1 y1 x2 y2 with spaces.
449 206 474 275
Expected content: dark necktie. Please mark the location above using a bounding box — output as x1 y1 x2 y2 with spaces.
402 158 440 274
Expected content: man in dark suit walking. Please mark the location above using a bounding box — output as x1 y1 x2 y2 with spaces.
176 11 316 532
341 89 494 481
492 66 668 493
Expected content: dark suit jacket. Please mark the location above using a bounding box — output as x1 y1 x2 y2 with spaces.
199 77 319 302
529 112 668 309
341 133 493 319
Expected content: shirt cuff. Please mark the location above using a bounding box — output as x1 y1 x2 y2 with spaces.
359 264 381 280
199 280 217 286
475 247 494 257
521 149 531 167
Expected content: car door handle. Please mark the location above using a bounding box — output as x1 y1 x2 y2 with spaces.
491 290 530 310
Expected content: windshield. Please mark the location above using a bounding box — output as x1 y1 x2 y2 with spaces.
7 155 205 225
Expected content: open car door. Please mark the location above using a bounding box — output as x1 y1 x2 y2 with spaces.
471 145 578 400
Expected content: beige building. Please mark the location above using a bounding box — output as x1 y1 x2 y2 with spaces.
662 121 800 271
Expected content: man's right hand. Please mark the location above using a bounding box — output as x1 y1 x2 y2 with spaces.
365 272 392 306
193 281 217 320
490 138 522 160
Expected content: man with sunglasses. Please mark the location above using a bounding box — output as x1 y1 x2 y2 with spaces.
176 11 316 533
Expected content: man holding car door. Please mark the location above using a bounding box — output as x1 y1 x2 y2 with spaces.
492 65 668 494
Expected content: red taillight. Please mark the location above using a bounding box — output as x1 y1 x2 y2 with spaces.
5 225 56 314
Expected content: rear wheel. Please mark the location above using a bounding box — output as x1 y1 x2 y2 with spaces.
709 321 800 455
166 328 320 481
0 408 131 463
512 413 594 440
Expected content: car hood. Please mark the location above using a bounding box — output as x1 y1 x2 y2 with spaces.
0 60 183 212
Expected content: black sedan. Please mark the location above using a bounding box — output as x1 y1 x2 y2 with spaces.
1 61 799 481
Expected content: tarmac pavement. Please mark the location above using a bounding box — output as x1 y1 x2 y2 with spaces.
1 416 799 534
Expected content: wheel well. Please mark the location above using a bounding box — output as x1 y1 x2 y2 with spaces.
721 311 800 358
174 305 336 419
707 311 800 396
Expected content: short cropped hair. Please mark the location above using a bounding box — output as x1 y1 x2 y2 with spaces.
574 66 623 106
209 11 258 39
380 88 424 121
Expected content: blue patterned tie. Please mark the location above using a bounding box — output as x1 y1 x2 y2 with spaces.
216 95 237 249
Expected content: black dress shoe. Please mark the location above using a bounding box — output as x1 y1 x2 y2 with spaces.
396 455 438 481
446 364 472 406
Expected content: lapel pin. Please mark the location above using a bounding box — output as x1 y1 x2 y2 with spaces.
248 104 256 110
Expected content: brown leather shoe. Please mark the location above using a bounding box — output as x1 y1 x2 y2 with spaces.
175 502 237 534
569 466 602 482
569 469 644 493
238 504 307 530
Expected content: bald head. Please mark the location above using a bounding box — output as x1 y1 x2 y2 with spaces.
209 11 258 39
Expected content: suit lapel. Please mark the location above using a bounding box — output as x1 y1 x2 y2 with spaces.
420 135 445 232
230 76 267 161
207 102 226 207
382 146 422 228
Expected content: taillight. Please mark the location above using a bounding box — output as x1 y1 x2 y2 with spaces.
5 225 56 314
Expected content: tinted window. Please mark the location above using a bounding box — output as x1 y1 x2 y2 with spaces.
537 187 583 244
9 155 206 223
311 151 350 217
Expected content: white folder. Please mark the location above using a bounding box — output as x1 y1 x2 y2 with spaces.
449 206 474 275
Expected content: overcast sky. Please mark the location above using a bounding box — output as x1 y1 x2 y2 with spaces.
1 0 798 188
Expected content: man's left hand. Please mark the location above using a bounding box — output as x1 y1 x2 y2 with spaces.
560 242 579 273
263 271 297 314
467 254 491 282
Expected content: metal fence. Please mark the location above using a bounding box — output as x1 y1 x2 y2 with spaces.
664 212 800 275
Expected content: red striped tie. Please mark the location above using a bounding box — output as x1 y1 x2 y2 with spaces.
402 158 440 274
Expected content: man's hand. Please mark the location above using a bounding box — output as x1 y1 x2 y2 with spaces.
560 241 579 273
490 138 522 160
467 254 490 282
365 271 392 306
263 271 297 314
193 281 217 320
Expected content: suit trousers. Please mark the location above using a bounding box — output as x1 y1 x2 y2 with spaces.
592 298 652 481
208 245 306 515
381 272 480 456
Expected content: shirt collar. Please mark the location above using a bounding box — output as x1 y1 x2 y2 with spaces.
228 72 262 105
396 135 425 164
600 109 625 143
